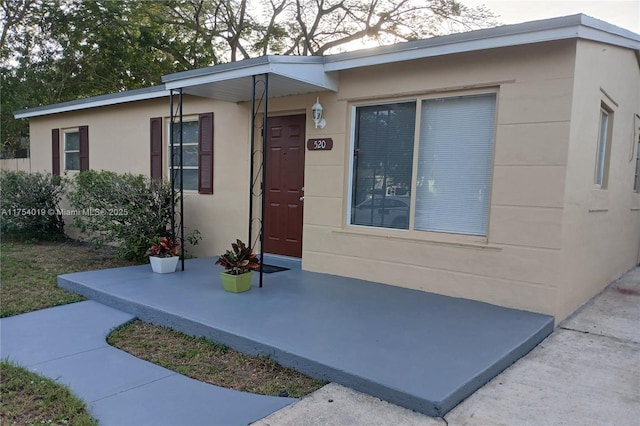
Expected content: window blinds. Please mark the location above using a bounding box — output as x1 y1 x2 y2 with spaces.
414 94 496 236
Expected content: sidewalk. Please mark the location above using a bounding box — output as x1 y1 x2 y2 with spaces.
254 267 640 425
0 301 296 426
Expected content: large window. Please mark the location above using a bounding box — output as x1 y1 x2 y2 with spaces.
64 130 80 171
349 93 497 237
594 106 612 188
169 120 199 191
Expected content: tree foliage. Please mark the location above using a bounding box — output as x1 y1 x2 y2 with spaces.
1 0 496 157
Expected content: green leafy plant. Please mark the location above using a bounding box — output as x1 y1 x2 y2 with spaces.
147 236 179 258
215 239 259 275
0 170 66 241
186 229 202 247
67 170 176 262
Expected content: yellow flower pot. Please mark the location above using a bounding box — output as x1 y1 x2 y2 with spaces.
220 271 252 293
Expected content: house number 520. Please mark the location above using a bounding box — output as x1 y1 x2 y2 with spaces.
307 138 333 151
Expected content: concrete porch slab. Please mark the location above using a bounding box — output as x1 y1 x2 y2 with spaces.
58 257 554 416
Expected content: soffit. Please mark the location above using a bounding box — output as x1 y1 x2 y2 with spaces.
162 56 339 102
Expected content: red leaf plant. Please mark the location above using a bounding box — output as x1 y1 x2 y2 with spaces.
147 236 180 258
215 239 259 275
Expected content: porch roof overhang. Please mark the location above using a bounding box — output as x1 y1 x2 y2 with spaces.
162 56 339 102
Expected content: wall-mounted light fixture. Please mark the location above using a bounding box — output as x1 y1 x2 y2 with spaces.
311 97 326 129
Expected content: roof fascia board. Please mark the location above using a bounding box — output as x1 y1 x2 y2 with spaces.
163 57 337 92
271 62 339 92
162 56 271 84
163 63 272 90
14 89 170 119
324 16 639 72
325 26 598 71
577 25 640 50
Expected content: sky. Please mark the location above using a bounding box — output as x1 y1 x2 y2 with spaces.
462 0 639 33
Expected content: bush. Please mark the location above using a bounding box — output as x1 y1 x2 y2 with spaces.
67 170 176 262
0 170 66 241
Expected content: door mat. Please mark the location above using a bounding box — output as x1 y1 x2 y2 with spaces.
260 264 290 274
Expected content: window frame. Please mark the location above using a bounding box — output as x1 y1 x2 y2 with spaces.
633 114 640 193
167 118 200 192
63 128 81 172
348 99 417 230
346 90 498 241
594 103 614 189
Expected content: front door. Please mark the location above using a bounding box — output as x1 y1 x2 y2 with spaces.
264 114 305 257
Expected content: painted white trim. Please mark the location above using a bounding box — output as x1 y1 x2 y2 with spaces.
14 89 170 119
63 129 80 172
324 25 639 72
164 60 338 94
164 64 272 90
166 119 200 192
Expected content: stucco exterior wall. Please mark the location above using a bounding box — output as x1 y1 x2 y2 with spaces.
278 41 578 319
27 95 252 257
559 40 640 320
22 36 638 322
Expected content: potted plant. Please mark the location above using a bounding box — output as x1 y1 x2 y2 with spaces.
147 236 180 274
215 239 259 292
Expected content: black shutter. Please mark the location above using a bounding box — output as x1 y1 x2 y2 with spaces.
198 113 214 194
150 117 163 179
52 129 60 176
79 125 89 171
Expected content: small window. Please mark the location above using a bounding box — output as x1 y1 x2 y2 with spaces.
169 121 199 191
594 106 613 188
64 130 80 171
634 115 640 192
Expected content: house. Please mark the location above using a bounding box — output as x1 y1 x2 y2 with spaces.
14 14 640 322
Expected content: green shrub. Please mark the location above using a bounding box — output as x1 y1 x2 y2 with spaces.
0 170 66 241
67 170 176 262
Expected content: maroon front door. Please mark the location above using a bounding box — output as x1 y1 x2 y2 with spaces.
264 115 305 257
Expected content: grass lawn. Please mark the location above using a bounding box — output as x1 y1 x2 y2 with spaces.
0 360 97 426
108 320 326 398
0 240 139 318
0 239 139 425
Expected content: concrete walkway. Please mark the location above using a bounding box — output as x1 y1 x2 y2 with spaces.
0 301 296 426
254 266 640 425
57 256 553 416
2 266 637 425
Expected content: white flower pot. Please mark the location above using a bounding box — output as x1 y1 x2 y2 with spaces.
149 256 179 274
